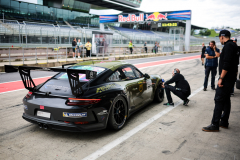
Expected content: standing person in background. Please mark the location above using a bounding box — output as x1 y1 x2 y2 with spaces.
154 42 157 54
144 42 147 53
129 40 133 54
202 30 239 132
230 39 240 96
203 41 220 91
77 39 83 58
72 38 77 58
85 40 92 57
201 43 206 66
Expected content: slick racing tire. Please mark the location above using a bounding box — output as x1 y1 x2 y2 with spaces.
154 85 164 103
108 96 128 131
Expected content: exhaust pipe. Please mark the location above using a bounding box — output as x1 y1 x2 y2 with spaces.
43 124 48 130
38 123 43 129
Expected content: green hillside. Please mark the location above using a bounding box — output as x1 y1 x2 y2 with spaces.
209 29 219 37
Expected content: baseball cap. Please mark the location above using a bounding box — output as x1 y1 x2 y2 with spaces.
219 30 231 37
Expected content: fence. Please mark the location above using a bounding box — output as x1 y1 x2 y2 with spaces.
0 19 224 51
1 45 176 65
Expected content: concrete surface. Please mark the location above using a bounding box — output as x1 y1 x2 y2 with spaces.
0 54 239 160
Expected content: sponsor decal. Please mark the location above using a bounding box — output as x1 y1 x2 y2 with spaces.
138 82 143 92
118 13 144 22
97 110 108 115
24 105 28 110
63 112 87 118
146 12 168 21
96 84 116 93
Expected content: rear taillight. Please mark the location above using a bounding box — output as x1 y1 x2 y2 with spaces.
64 121 89 125
67 98 101 106
26 92 32 98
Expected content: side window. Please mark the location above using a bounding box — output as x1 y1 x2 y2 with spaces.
122 67 136 80
107 70 121 82
133 68 143 78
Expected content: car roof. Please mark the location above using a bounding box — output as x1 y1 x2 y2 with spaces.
74 61 132 71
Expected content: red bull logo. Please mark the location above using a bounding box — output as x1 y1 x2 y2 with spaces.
145 12 168 21
118 13 144 22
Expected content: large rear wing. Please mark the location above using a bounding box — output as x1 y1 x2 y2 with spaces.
14 65 97 97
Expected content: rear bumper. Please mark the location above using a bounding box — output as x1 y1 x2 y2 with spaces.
22 113 106 132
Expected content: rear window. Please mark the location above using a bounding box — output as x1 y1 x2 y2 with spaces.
55 66 106 81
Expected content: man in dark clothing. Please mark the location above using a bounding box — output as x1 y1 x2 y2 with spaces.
202 30 239 132
162 68 191 106
230 39 240 96
203 41 220 91
144 42 147 53
72 38 77 58
201 43 206 66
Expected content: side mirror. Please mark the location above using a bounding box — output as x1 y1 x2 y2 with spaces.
144 73 150 79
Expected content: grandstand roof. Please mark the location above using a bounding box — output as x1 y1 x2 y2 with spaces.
78 0 142 13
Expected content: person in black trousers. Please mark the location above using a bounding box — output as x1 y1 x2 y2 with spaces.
144 42 147 53
201 43 206 66
203 41 220 91
230 38 240 96
202 30 239 132
162 68 191 106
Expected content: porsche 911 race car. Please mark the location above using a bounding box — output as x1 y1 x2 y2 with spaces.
18 61 164 132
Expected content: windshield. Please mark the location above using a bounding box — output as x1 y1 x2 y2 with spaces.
55 66 106 81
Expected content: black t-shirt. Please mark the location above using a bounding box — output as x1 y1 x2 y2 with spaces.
72 40 77 47
165 73 191 96
202 46 206 54
219 40 238 81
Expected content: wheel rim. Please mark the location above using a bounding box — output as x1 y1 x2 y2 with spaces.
158 88 164 100
113 100 126 125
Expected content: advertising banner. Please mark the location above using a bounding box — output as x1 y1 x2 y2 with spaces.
99 10 191 23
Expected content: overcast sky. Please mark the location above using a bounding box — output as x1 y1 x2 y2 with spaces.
19 0 240 29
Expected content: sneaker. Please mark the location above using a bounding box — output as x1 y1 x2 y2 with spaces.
230 93 234 97
78 56 81 58
202 124 219 132
163 102 174 106
203 88 207 91
211 87 215 90
183 99 190 106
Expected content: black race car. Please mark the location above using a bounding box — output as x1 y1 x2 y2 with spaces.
18 61 164 132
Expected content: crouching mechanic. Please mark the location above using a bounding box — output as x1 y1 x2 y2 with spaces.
162 68 191 106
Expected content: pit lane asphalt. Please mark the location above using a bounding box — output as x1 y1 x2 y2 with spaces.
0 53 199 83
1 53 239 160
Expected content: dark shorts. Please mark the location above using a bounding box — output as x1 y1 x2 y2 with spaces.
201 53 205 58
72 48 76 52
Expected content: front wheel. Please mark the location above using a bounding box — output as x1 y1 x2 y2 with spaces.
154 85 164 103
108 96 128 130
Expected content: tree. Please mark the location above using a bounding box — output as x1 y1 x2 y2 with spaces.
199 29 211 36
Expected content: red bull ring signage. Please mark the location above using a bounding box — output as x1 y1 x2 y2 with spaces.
99 10 191 23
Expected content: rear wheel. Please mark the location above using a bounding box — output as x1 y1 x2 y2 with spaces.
154 84 164 103
108 96 128 130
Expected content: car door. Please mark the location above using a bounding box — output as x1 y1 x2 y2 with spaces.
106 67 137 110
121 66 149 109
132 67 153 107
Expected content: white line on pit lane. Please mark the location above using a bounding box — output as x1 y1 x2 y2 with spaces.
82 80 217 160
